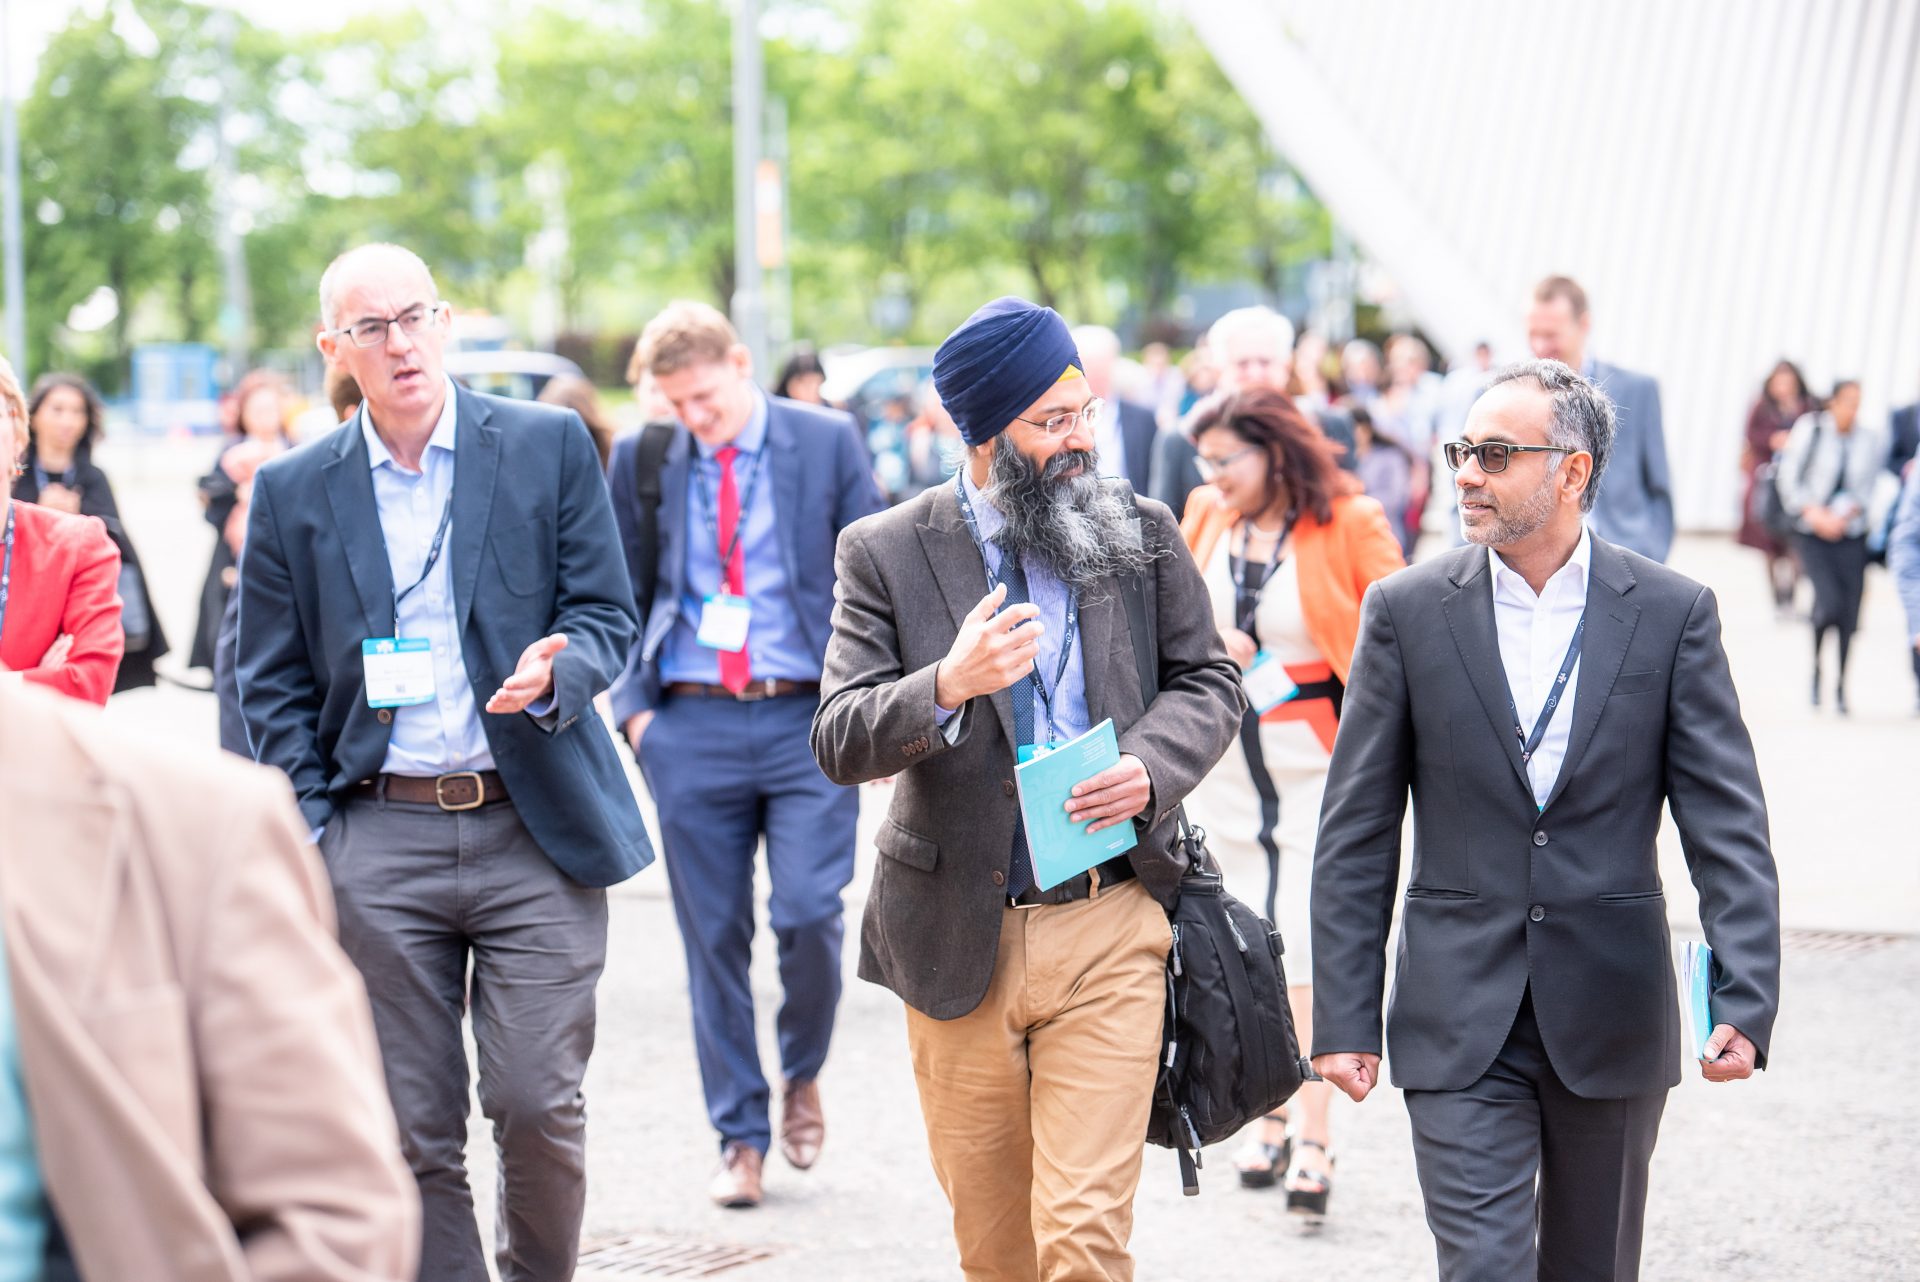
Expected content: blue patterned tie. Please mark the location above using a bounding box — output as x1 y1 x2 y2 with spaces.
998 547 1036 900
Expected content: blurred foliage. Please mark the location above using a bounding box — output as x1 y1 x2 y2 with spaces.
14 0 1328 391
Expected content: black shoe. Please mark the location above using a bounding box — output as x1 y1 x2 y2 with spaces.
1235 1113 1292 1190
1285 1139 1335 1219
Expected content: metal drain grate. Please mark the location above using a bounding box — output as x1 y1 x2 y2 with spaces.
1780 928 1907 956
577 1235 778 1278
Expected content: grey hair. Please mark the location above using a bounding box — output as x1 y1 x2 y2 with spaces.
1207 306 1294 358
318 243 439 330
1483 359 1615 513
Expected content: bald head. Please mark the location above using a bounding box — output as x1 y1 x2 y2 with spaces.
319 244 438 330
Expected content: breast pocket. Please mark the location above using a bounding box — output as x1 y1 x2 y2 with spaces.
490 516 555 597
1612 669 1662 697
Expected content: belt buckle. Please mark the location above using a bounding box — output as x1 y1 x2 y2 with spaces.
434 771 485 812
736 678 778 702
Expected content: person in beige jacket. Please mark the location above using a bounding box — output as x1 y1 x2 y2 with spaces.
0 677 418 1280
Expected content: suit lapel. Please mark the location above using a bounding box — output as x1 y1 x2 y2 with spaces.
1542 539 1639 811
916 484 1017 748
1080 580 1118 724
320 415 397 635
449 390 499 636
765 402 806 598
1441 546 1533 796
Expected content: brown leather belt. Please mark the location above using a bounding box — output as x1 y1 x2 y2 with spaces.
357 770 509 812
664 679 819 702
1010 855 1137 908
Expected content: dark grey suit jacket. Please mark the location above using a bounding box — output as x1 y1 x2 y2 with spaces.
812 483 1243 1019
1311 536 1780 1099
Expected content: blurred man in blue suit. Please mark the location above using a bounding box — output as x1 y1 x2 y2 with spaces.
236 243 648 1282
1526 276 1675 561
610 302 884 1208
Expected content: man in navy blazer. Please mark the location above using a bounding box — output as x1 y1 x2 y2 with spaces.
1071 324 1158 495
237 243 648 1282
1526 275 1675 561
609 302 883 1208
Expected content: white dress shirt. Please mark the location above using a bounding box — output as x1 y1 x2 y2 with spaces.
1488 527 1592 807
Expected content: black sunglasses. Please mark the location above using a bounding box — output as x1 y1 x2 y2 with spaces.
1442 440 1573 473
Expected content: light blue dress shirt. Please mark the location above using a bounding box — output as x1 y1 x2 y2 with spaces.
365 381 496 775
0 920 48 1280
661 392 817 685
935 470 1090 745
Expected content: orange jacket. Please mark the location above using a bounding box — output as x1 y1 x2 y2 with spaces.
1179 485 1405 684
0 500 124 705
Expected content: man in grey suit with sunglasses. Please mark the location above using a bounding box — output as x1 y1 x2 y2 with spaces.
1310 359 1780 1281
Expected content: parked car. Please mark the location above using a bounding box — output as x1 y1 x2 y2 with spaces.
443 350 584 402
820 346 935 430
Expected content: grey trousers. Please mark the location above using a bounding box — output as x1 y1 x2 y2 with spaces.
322 792 608 1282
1402 989 1667 1282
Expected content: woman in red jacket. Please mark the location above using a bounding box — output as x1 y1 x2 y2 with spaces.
0 356 123 705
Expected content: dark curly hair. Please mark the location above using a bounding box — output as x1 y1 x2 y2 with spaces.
1188 387 1357 526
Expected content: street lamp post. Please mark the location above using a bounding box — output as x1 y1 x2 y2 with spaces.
730 0 769 383
1 0 29 367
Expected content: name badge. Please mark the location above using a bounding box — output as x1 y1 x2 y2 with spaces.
696 593 753 652
1243 649 1299 715
363 637 436 708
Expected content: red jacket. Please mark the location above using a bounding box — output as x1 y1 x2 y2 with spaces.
1 500 124 705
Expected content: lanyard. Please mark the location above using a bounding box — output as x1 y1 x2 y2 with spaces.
1230 516 1292 636
692 445 768 577
393 490 455 609
0 505 14 642
1506 616 1585 766
953 474 1078 747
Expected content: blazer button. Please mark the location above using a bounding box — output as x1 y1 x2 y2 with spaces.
1529 905 1546 922
1002 779 1016 797
992 870 1006 887
1533 830 1549 847
376 709 393 725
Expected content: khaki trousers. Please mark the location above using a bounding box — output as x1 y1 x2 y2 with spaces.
904 877 1171 1282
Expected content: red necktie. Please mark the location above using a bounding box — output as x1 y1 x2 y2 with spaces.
716 446 752 693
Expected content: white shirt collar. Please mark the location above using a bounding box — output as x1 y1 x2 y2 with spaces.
1488 525 1592 602
363 376 459 470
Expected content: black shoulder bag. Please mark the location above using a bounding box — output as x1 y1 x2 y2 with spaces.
625 419 677 625
1120 499 1309 1196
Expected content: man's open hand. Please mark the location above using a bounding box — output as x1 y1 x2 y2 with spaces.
1311 1052 1382 1103
1064 753 1151 834
487 634 567 714
934 583 1042 708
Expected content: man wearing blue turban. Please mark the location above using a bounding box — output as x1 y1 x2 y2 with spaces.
812 298 1244 1280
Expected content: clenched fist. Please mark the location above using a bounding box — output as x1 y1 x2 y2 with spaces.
934 582 1043 709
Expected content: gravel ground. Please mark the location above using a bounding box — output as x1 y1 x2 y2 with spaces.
95 441 1920 1280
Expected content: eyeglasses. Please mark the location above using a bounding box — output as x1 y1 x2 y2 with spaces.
1442 440 1573 473
326 302 449 349
1015 397 1106 438
1194 445 1263 482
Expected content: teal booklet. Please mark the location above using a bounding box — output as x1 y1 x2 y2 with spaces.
1015 718 1135 891
1682 940 1714 1061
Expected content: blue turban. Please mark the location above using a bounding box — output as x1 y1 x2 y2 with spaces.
932 297 1084 448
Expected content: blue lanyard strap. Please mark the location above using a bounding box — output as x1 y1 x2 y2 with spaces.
953 474 1078 745
692 445 768 576
0 504 14 643
393 490 456 609
1506 616 1585 765
1231 517 1292 636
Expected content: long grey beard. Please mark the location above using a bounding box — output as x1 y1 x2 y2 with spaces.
982 435 1161 595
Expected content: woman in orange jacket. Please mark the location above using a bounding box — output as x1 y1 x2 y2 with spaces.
1179 387 1404 1217
0 355 123 705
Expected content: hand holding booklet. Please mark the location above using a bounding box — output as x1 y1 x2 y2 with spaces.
1014 718 1137 891
1681 940 1714 1062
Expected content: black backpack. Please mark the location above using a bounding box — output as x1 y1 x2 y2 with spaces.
1120 500 1310 1195
619 419 678 625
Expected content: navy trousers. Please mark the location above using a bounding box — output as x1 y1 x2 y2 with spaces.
638 691 859 1153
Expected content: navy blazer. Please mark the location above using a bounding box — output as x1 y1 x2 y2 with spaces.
1586 359 1675 563
236 388 650 889
608 395 883 724
1115 399 1158 496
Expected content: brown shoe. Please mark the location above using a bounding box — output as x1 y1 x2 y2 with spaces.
779 1079 825 1170
708 1141 763 1208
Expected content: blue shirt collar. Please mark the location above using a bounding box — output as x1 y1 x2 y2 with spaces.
958 464 1006 543
363 376 459 471
693 388 769 461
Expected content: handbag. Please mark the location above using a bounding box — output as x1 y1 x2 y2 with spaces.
1119 499 1308 1195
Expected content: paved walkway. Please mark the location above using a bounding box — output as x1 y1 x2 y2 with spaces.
96 441 1920 1279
